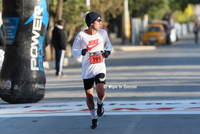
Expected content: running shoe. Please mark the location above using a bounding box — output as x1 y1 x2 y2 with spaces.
90 119 98 129
97 103 104 117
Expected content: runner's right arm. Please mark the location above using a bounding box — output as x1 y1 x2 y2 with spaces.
71 33 83 58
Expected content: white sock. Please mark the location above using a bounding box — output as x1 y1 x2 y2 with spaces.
97 98 103 104
90 109 97 119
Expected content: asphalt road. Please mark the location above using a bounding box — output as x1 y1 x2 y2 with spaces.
0 33 200 134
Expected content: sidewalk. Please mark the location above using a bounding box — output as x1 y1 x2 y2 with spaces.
43 42 156 70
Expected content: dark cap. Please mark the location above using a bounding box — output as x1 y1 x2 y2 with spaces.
85 12 100 27
57 20 64 26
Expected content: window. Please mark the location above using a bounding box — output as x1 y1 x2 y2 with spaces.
147 27 161 32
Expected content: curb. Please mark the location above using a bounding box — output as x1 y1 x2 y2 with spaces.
113 45 156 51
43 45 156 70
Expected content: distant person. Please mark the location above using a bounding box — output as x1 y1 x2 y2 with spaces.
193 21 199 44
52 20 67 77
43 29 50 60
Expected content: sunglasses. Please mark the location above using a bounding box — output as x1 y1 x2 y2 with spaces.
96 19 101 22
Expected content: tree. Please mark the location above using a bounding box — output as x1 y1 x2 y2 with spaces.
128 0 200 22
171 3 196 23
61 0 125 45
129 0 166 20
45 0 64 61
169 0 200 11
167 0 198 23
0 1 2 11
62 0 87 44
90 0 124 40
55 0 63 21
90 0 124 22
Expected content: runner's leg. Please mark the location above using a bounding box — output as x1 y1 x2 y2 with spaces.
85 88 95 110
95 73 106 101
96 83 106 101
95 73 106 116
83 78 97 119
84 78 98 129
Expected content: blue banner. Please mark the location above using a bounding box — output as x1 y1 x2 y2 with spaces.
2 17 19 45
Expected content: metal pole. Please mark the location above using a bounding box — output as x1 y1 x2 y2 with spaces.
124 0 130 42
86 0 90 12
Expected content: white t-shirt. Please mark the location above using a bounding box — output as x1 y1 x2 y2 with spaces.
71 29 112 79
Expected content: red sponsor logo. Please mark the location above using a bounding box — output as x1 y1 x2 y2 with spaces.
87 39 101 50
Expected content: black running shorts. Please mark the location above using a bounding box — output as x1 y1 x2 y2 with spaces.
83 73 106 90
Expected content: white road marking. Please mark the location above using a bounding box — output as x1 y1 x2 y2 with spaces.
0 100 200 118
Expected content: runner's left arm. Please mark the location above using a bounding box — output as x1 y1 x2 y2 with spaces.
104 30 112 54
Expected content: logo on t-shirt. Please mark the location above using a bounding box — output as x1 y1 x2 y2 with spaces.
87 39 101 50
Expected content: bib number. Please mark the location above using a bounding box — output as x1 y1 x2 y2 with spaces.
90 51 103 64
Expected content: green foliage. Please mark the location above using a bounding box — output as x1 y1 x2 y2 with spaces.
0 0 2 11
57 0 200 43
61 0 124 42
191 0 200 4
50 0 57 11
62 0 87 42
167 0 198 22
128 0 200 21
63 0 87 26
168 0 200 11
168 0 183 11
147 0 169 20
90 0 124 21
129 0 167 20
172 4 196 23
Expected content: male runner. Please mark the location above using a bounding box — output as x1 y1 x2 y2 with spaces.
71 12 112 129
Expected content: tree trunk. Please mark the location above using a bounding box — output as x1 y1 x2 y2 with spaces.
55 0 63 22
45 8 56 61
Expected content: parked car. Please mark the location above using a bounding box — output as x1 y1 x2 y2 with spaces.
152 21 171 44
141 23 166 45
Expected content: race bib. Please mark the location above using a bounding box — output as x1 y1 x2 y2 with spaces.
90 51 103 64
